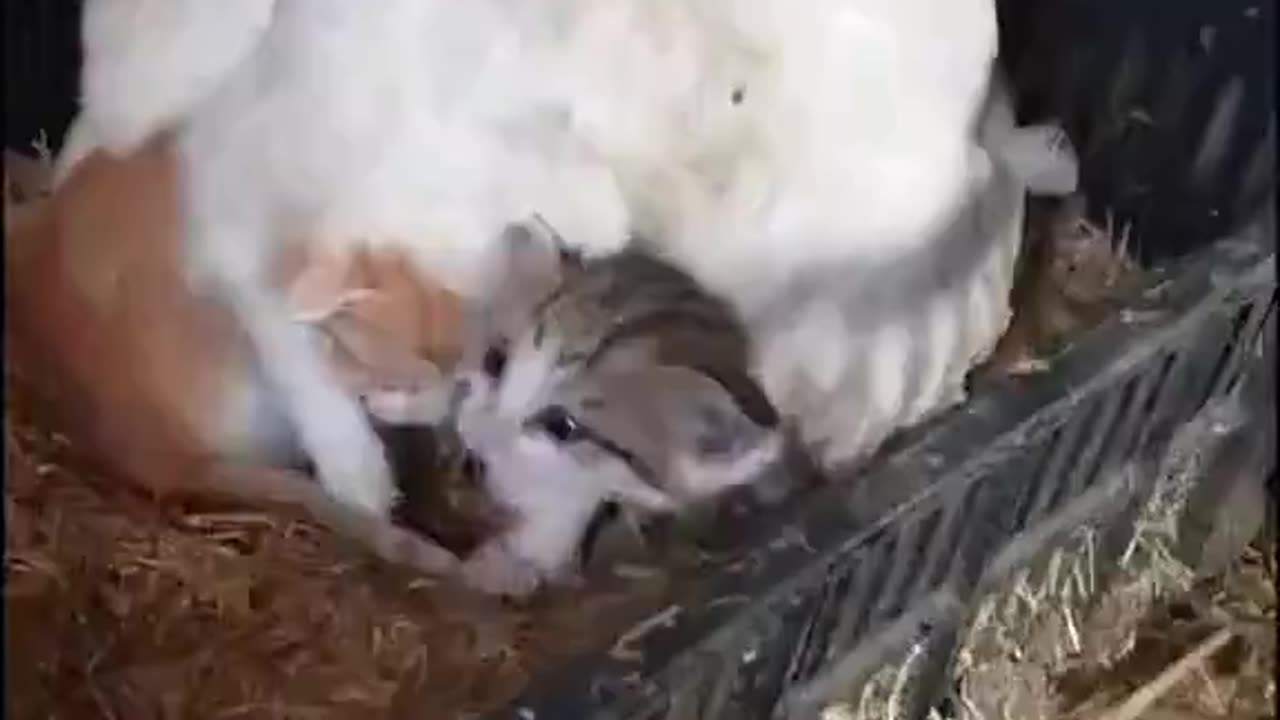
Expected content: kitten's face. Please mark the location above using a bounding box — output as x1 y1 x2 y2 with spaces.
451 225 782 517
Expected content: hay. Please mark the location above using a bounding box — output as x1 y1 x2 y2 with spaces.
1090 626 1236 720
828 200 1177 720
3 358 680 719
951 391 1270 720
835 632 944 720
987 198 1147 377
1053 534 1277 720
820 388 1267 720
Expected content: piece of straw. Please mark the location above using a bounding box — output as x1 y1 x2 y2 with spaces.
1094 626 1235 720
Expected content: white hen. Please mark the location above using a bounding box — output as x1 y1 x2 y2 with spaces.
550 0 1010 467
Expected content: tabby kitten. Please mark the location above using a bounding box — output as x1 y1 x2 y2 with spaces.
368 224 786 596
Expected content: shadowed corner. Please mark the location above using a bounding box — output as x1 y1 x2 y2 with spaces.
378 418 512 559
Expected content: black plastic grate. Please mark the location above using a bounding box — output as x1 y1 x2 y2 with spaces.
782 565 855 691
824 536 896 669
997 0 1276 265
505 235 1275 720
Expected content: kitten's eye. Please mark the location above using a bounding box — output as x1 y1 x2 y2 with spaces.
534 405 584 443
482 345 507 378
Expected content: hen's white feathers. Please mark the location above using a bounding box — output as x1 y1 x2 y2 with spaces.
560 0 999 310
72 0 1003 306
56 0 277 184
754 81 1081 468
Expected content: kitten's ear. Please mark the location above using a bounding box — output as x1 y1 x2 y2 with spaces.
478 222 567 343
499 221 565 297
647 365 783 499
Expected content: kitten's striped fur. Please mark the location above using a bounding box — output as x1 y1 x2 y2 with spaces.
410 229 784 595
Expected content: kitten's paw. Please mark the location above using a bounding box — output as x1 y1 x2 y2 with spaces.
310 417 396 517
461 541 549 598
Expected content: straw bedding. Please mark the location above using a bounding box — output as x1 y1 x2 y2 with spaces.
4 355 679 719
